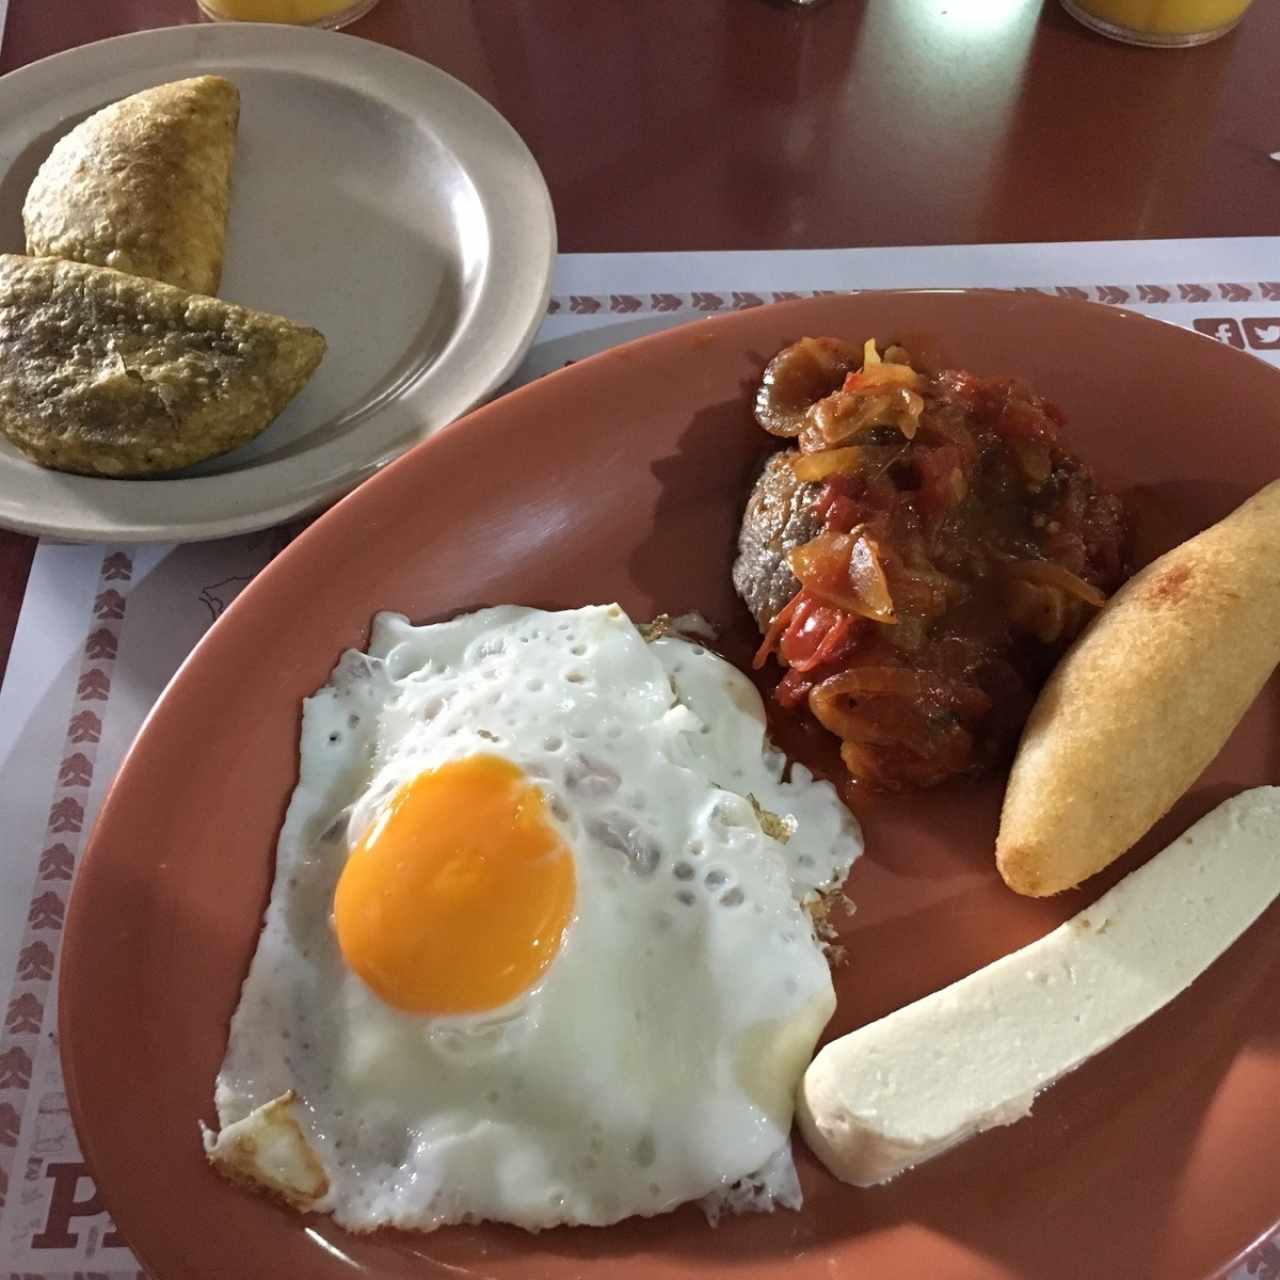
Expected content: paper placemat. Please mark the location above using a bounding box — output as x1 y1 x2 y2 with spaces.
2 240 1279 1278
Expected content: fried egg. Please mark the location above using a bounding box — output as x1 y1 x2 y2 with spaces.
205 605 862 1232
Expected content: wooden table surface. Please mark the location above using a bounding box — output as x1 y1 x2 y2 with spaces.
1 0 1278 681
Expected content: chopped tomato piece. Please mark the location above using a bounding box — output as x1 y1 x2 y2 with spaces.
780 601 860 672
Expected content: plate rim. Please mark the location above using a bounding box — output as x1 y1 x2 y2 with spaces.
61 288 1280 1279
0 23 556 542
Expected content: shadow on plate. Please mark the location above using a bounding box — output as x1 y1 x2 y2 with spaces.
0 112 93 253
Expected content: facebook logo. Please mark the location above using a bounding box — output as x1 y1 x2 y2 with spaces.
1192 318 1244 348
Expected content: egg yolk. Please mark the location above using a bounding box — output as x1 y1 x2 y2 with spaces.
333 754 576 1016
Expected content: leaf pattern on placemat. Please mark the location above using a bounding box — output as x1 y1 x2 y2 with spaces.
76 669 110 701
68 711 100 744
4 994 40 1036
56 754 91 788
93 589 125 619
47 797 83 833
0 1047 32 1089
0 1103 18 1148
38 845 73 881
101 552 132 581
27 891 64 930
16 943 54 982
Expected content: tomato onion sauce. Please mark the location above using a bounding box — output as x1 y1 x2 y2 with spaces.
748 338 1129 791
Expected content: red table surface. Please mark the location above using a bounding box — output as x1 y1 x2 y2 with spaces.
1 0 1278 679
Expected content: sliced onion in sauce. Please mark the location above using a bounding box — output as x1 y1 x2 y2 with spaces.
802 387 924 448
814 666 939 701
1002 559 1107 607
813 686 976 766
1005 579 1068 644
754 337 863 437
845 362 923 391
812 665 992 715
847 533 897 622
788 530 897 623
791 445 865 482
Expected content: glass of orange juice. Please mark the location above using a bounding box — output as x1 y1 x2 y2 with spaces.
197 0 380 28
1060 0 1255 45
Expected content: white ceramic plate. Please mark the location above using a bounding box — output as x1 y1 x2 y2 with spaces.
0 23 555 541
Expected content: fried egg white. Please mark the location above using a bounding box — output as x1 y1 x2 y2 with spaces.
205 605 862 1233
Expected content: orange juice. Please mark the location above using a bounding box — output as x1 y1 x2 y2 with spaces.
198 0 378 25
1064 0 1253 41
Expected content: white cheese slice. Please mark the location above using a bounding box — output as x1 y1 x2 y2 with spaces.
798 786 1280 1186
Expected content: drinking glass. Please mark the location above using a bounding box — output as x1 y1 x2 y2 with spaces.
1060 0 1255 47
197 0 381 30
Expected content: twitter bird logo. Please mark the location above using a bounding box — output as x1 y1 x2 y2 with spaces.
1245 320 1280 348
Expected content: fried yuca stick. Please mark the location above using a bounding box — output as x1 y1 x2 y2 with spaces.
997 477 1280 897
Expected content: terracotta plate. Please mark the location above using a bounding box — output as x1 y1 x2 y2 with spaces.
62 292 1280 1279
